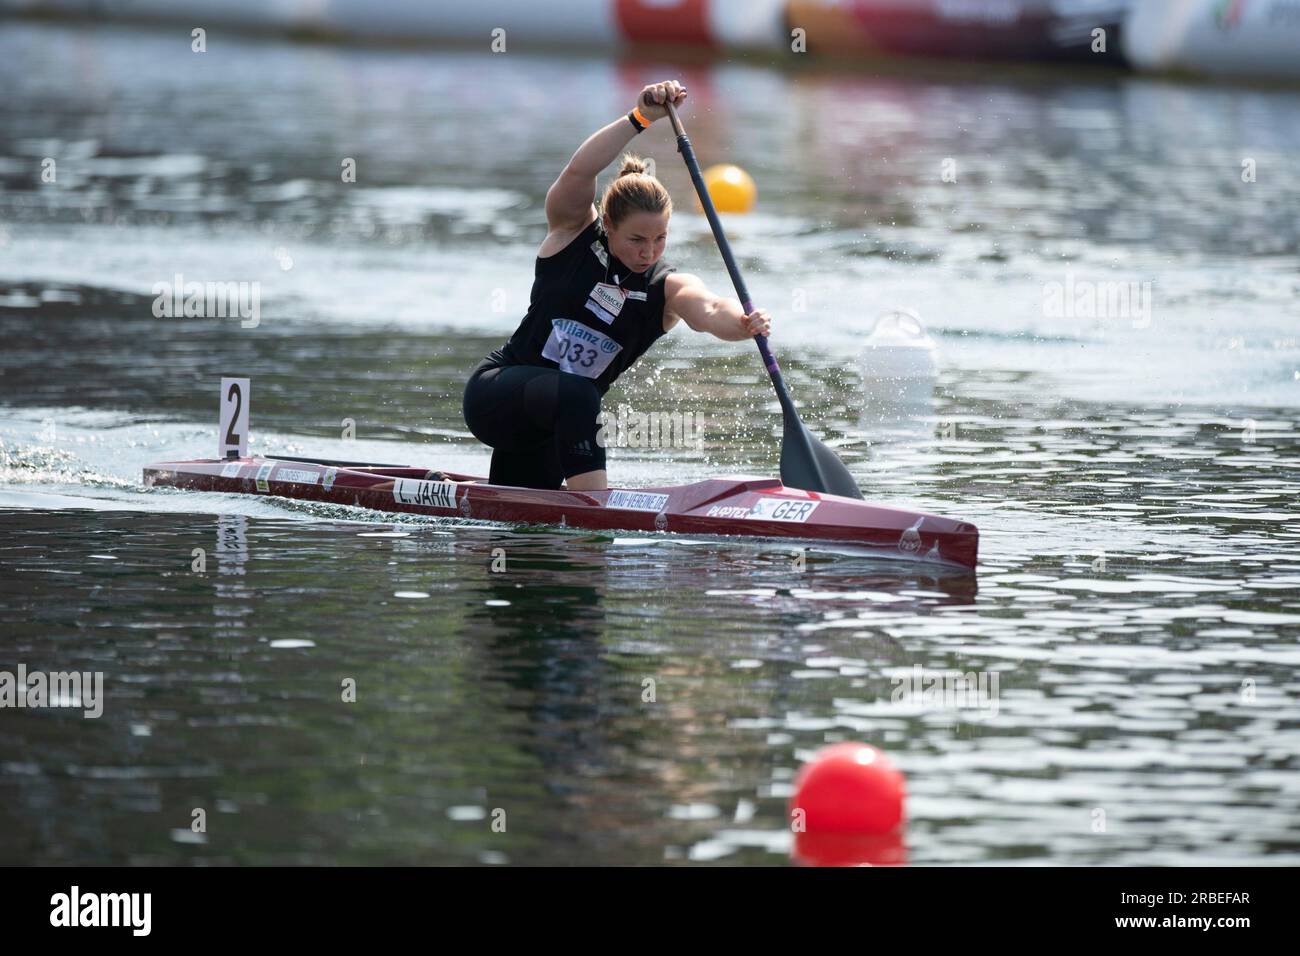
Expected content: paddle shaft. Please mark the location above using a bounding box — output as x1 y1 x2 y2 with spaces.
663 101 797 417
659 98 862 499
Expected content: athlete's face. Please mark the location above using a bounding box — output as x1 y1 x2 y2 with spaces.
605 211 669 273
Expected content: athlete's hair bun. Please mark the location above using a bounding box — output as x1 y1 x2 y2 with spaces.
600 153 672 228
617 155 651 178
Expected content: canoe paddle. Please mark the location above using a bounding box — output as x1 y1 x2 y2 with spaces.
663 99 864 500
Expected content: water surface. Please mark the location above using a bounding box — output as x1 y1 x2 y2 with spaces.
2 21 1298 865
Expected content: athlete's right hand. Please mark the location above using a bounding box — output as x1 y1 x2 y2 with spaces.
636 81 687 121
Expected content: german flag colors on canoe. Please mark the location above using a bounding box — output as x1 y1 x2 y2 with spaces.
143 456 979 570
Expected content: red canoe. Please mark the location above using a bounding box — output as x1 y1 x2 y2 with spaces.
143 455 979 570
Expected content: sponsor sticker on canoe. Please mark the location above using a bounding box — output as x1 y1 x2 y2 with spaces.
254 463 274 492
746 498 819 523
606 490 669 512
277 468 319 485
706 505 749 518
393 477 457 510
220 461 243 479
322 467 337 491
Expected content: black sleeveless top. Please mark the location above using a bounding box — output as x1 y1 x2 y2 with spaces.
485 218 676 395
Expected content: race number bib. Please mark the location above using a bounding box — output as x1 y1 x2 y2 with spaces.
541 318 622 378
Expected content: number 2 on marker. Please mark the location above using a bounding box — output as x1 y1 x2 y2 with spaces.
219 377 251 459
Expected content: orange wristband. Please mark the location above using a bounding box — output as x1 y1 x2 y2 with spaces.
631 106 654 128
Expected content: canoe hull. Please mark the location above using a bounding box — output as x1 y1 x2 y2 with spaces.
143 456 979 570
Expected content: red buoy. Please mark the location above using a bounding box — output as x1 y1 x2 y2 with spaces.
789 742 906 835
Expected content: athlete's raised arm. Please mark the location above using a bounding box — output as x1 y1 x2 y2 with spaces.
543 80 687 240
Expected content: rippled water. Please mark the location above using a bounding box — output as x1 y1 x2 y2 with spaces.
1 21 1298 865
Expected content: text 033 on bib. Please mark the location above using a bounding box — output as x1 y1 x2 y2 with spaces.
541 318 622 378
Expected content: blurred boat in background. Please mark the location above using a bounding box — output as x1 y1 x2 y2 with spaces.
6 0 1298 82
0 0 1125 63
785 0 1129 62
2 1 1297 78
1124 0 1300 80
0 0 791 51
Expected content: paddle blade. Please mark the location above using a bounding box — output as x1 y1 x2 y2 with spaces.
780 417 864 500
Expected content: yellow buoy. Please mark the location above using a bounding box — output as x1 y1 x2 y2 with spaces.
700 164 756 213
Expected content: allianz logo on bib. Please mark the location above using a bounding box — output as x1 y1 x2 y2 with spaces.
553 318 601 344
553 317 617 352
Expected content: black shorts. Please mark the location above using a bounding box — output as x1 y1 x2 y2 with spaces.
462 359 606 489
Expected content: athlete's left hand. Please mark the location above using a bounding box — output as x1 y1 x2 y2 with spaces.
742 308 771 337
